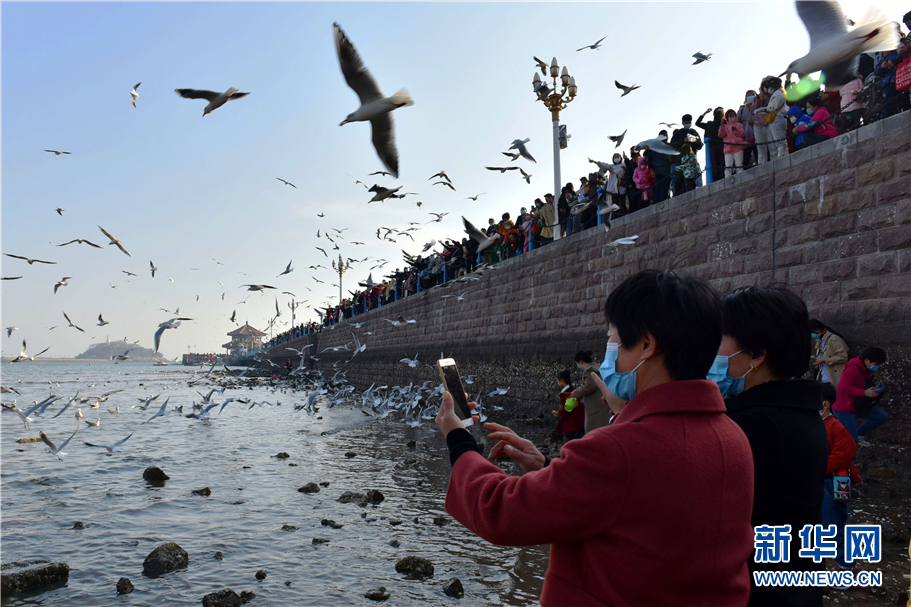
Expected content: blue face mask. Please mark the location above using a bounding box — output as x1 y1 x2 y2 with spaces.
868 365 880 372
600 342 644 401
811 332 821 339
707 350 751 398
683 123 692 129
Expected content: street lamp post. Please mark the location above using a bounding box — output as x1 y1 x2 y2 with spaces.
533 58 578 241
331 254 351 305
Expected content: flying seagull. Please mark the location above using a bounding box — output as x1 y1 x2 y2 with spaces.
154 318 192 351
367 184 402 203
130 82 141 107
335 22 413 179
63 312 86 332
429 171 452 183
56 208 64 216
692 51 712 65
6 327 17 337
350 332 366 359
4 254 56 265
40 429 79 460
174 87 250 116
577 36 607 51
83 432 134 452
608 129 627 149
501 151 520 161
368 170 394 177
432 180 455 191
98 226 130 256
277 178 297 188
508 138 536 163
518 167 532 184
485 166 519 174
422 240 436 253
145 398 171 423
462 217 498 253
97 314 110 326
111 348 133 361
533 56 549 75
10 339 50 363
229 310 237 323
45 150 71 155
240 284 276 291
427 212 448 223
400 353 420 368
635 138 680 156
122 270 137 277
466 193 486 201
149 261 158 277
277 260 293 277
787 1 898 87
615 80 640 97
57 238 102 249
53 277 72 294
609 235 639 247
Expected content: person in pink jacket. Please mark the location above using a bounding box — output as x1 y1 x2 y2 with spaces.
837 75 865 132
718 109 747 177
794 94 840 150
632 157 655 203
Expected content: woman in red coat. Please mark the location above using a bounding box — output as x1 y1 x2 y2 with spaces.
436 270 755 607
552 370 583 441
833 347 889 446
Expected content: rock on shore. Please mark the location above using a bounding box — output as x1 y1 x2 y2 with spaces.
297 483 320 494
143 466 169 482
116 577 134 595
201 588 255 607
443 577 464 598
1 559 70 595
142 542 188 578
364 586 391 601
395 556 434 577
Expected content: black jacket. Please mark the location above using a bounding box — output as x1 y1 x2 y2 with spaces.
670 127 704 154
726 380 827 607
696 114 722 141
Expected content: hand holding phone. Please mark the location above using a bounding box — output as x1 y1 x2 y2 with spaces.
438 358 474 428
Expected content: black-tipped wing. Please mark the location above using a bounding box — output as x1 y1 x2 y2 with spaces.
228 91 250 100
334 23 384 105
370 113 398 179
462 217 488 243
174 89 220 101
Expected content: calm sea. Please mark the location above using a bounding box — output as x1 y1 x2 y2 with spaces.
1 362 547 606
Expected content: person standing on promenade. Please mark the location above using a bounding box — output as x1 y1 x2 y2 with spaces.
712 286 828 607
833 347 889 446
568 350 604 433
696 107 725 181
809 319 849 388
646 130 674 203
436 270 755 607
540 194 557 243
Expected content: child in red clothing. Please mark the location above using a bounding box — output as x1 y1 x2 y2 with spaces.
552 370 584 441
632 157 655 203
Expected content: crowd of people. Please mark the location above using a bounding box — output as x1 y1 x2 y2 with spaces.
312 18 911 329
435 270 899 606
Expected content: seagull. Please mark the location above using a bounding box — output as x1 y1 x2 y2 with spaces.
277 260 293 277
7 327 18 337
83 432 134 453
488 387 511 397
154 318 193 351
57 238 102 249
501 151 520 161
432 180 456 191
40 429 79 460
367 185 402 203
315 247 328 258
427 212 448 223
596 200 621 216
466 193 486 201
97 314 110 326
350 332 366 359
10 339 50 363
85 418 101 428
608 129 627 149
422 240 436 253
229 310 237 323
383 316 417 327
576 35 607 51
400 353 420 368
658 122 680 128
174 87 250 116
635 138 680 156
130 82 141 107
51 392 82 419
240 284 276 291
441 292 466 302
76 408 83 419
485 166 518 173
368 170 394 177
63 312 86 332
429 171 452 183
2 276 23 280
609 235 639 247
533 56 549 75
111 348 133 361
461 217 498 253
787 1 898 87
277 178 297 188
98 226 130 256
508 138 536 163
45 150 71 155
53 277 72 294
335 22 413 179
4 254 56 265
55 208 65 215
132 394 160 410
692 51 712 65
615 80 640 97
145 397 170 423
148 261 158 277
518 167 532 184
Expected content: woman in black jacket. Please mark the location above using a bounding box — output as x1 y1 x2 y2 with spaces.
711 287 828 607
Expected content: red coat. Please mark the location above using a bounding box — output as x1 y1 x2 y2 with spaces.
833 357 872 414
445 380 754 607
555 386 584 434
823 414 862 482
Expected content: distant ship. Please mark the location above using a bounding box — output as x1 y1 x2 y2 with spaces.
153 361 169 367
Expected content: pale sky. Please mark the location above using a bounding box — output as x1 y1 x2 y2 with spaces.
2 1 906 359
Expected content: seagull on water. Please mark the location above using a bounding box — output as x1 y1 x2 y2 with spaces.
154 318 193 351
85 418 101 427
508 138 536 163
615 80 640 97
335 22 413 179
40 429 79 460
576 36 607 51
63 312 86 332
98 226 131 256
130 82 141 107
174 87 250 116
84 432 134 453
54 277 72 294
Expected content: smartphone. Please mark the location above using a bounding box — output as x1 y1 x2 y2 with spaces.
437 358 474 427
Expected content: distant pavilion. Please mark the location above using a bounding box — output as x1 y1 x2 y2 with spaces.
222 323 265 357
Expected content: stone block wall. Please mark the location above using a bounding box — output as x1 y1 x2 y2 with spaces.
271 113 911 444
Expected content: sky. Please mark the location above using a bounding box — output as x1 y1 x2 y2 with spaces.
2 1 907 359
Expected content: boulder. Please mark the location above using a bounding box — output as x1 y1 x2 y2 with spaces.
319 482 330 487
255 569 267 580
406 440 416 449
395 556 434 577
297 483 320 494
240 590 256 602
388 540 400 548
1 559 70 596
16 437 42 444
192 487 212 496
281 525 297 532
344 451 357 458
443 577 464 598
116 577 134 595
337 491 367 504
201 588 244 607
433 516 450 527
364 586 391 601
273 452 290 459
143 466 169 482
366 489 385 504
72 521 86 530
214 551 224 560
312 538 330 545
320 519 343 529
142 542 188 578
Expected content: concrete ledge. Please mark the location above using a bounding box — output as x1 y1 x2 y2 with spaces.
882 110 911 132
755 161 775 176
834 131 857 150
790 148 812 166
857 120 883 142
812 137 838 158
773 155 792 171
708 179 726 195
739 169 756 183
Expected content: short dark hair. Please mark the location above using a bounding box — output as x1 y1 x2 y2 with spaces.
573 350 594 364
860 346 886 363
604 270 722 380
682 113 693 122
903 10 911 23
821 383 836 405
721 287 810 380
557 370 572 384
659 129 668 136
808 319 827 332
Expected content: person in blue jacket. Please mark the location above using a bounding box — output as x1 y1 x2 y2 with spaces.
786 106 811 149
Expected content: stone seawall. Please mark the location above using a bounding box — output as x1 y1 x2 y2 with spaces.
271 112 911 450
